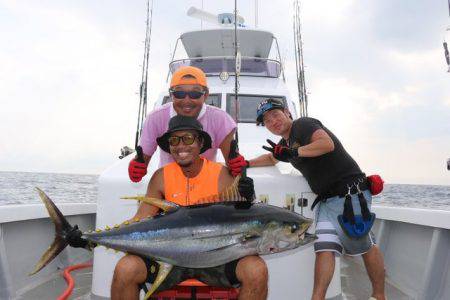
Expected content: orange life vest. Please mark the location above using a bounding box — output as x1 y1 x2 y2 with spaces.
163 158 223 206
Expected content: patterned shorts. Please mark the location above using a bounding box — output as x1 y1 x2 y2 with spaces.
314 189 376 256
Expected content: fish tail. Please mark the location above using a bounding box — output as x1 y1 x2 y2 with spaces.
29 188 74 275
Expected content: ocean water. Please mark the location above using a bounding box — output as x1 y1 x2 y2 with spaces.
0 171 449 211
0 171 98 205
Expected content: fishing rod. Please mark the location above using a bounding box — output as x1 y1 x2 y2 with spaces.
229 0 248 178
233 0 241 145
134 0 154 149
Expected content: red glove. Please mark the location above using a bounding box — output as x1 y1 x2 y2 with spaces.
128 159 147 182
367 174 384 195
228 154 249 177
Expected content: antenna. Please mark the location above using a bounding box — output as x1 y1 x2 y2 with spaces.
187 7 219 25
187 7 245 26
255 0 258 28
201 0 204 29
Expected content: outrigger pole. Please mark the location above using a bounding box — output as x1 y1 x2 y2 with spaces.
293 0 308 117
135 0 154 149
444 0 450 72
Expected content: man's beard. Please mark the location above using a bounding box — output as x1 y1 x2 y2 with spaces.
177 160 193 167
176 155 194 167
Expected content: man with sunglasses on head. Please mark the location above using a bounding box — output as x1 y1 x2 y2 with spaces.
245 99 386 300
128 66 247 182
112 115 268 300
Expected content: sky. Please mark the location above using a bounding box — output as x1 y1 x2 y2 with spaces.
0 0 449 185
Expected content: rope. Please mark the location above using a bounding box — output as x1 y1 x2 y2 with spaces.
57 262 93 300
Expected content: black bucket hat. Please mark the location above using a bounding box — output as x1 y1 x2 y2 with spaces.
156 115 212 153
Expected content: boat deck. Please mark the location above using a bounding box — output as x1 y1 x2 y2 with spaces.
17 257 409 300
341 256 410 300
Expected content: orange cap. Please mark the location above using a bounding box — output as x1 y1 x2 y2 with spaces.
170 66 208 88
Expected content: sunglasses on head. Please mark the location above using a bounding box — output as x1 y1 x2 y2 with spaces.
168 134 199 146
170 89 205 100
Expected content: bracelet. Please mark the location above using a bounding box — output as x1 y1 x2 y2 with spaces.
245 160 250 168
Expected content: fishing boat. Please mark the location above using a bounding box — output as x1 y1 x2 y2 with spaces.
1 3 449 300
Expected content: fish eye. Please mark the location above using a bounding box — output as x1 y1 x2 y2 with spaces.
291 223 299 233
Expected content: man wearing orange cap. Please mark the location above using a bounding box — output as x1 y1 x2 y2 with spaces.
128 66 247 182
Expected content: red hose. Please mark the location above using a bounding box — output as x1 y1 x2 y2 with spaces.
57 262 93 300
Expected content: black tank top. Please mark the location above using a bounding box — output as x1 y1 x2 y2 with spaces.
279 117 364 195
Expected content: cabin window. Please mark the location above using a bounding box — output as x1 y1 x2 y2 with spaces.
226 94 286 123
162 94 222 108
170 57 282 78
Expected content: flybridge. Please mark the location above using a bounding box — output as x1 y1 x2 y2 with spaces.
166 6 286 80
169 29 284 79
181 29 273 58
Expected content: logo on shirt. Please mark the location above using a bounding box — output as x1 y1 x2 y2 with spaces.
291 141 301 149
172 192 182 198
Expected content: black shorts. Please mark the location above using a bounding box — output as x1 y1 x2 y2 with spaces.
140 257 240 293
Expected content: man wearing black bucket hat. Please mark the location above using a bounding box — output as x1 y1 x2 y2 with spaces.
112 115 268 300
246 99 386 300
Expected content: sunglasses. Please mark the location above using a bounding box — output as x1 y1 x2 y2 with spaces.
168 134 199 146
170 90 205 100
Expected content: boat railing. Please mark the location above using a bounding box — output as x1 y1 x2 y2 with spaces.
168 56 282 78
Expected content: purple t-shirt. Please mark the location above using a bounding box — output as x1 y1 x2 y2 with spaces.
139 103 236 167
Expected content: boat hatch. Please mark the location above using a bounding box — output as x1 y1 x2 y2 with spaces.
181 29 273 58
169 57 281 78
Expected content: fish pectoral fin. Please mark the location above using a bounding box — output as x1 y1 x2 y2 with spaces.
241 233 261 243
204 242 240 252
143 261 173 300
204 234 262 253
121 196 179 212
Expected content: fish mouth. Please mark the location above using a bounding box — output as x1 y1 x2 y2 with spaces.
277 240 291 249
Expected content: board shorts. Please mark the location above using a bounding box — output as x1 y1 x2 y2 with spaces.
314 189 376 256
